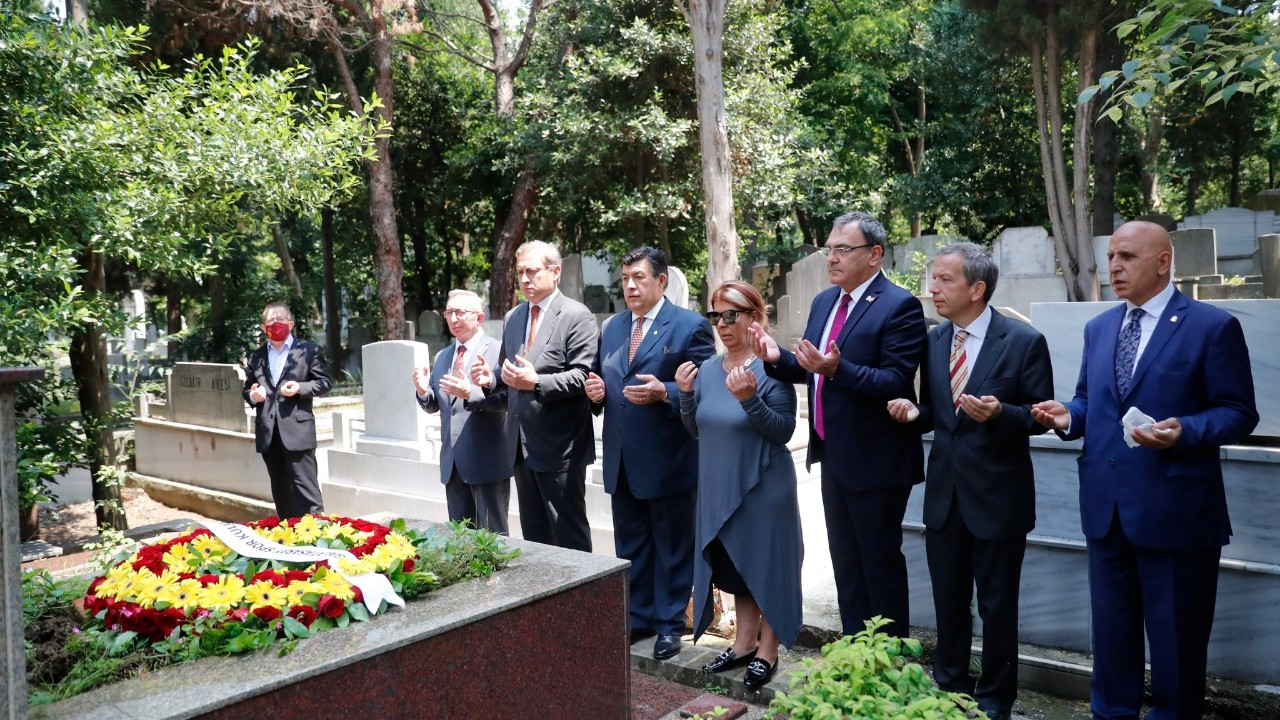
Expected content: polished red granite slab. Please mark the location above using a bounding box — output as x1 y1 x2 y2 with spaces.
202 574 629 719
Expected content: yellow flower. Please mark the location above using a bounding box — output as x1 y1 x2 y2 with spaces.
338 557 375 576
96 569 132 601
291 515 322 544
158 579 204 611
284 580 320 606
191 535 230 559
199 574 246 610
163 544 194 571
317 573 354 601
245 581 289 612
133 569 182 608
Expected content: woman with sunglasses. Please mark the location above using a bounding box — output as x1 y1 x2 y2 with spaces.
676 280 803 691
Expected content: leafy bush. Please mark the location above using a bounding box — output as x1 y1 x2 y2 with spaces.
768 617 978 719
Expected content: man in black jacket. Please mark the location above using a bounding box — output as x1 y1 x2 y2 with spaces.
887 243 1053 720
243 302 332 519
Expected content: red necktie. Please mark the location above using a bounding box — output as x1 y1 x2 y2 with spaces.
628 316 645 364
815 293 850 440
452 345 467 375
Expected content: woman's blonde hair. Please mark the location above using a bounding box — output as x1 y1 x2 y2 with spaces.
710 280 771 332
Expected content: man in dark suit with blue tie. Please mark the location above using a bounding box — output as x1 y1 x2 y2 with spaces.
888 243 1053 720
470 240 599 552
751 210 927 639
583 247 715 660
414 289 511 533
1033 221 1258 720
243 302 332 519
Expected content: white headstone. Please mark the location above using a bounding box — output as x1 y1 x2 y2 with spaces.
995 227 1057 277
1179 207 1280 268
561 253 585 302
355 341 433 460
775 251 831 344
665 266 691 310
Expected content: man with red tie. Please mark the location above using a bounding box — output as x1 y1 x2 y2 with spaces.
751 210 927 639
1033 221 1258 720
413 289 511 533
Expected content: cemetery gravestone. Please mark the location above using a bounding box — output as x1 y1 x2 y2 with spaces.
1169 228 1218 279
561 253 585 302
354 341 433 461
167 363 251 433
987 227 1068 315
1259 234 1280 298
665 266 691 310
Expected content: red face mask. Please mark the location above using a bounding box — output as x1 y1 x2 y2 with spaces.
265 322 291 342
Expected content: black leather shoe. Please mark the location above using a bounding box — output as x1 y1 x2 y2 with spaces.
742 657 777 690
652 633 682 660
701 646 757 673
629 628 656 645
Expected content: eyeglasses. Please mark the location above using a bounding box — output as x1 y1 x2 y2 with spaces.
444 309 478 320
820 244 872 257
705 308 750 325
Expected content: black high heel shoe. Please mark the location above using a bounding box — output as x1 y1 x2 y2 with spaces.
701 646 757 673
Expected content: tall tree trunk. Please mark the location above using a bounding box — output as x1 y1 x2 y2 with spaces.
685 0 739 299
1140 107 1166 212
409 197 430 307
327 11 404 342
1187 174 1201 216
491 161 539 316
321 208 342 375
270 223 311 313
1030 39 1080 300
69 251 126 530
1070 26 1101 301
1092 25 1124 236
65 0 87 27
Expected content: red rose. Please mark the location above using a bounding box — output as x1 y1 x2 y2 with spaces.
401 558 415 573
351 587 364 604
286 605 318 627
198 574 220 586
317 594 345 619
131 609 161 639
88 577 106 595
283 570 312 584
177 572 196 581
252 607 282 623
254 516 282 529
350 543 374 558
228 607 250 622
251 570 286 586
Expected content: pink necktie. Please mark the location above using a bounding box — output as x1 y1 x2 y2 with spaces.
815 293 850 440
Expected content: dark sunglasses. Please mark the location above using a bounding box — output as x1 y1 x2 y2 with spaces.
705 308 751 325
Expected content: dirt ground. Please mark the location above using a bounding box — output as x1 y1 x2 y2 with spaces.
37 488 212 549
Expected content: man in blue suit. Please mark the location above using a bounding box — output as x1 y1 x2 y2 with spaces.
751 210 927 638
413 289 511 534
1033 221 1258 720
584 247 715 660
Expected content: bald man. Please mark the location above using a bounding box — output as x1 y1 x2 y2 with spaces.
1032 221 1257 720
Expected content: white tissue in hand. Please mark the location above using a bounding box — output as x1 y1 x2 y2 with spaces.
1121 406 1157 448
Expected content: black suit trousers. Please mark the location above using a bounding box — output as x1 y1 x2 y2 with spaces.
513 447 591 552
444 468 511 535
926 499 1026 715
821 468 912 638
262 430 323 519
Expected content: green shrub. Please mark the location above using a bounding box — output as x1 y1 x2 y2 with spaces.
768 617 978 719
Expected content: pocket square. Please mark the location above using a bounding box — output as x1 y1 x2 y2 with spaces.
662 346 672 354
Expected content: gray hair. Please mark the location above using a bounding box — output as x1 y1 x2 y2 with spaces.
445 289 484 313
935 242 998 302
832 210 888 253
515 240 562 269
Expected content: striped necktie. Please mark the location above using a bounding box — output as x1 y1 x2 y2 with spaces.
950 329 970 410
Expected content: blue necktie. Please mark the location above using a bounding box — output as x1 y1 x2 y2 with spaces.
1115 308 1146 397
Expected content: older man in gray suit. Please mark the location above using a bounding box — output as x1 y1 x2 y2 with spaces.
414 289 512 533
471 241 599 551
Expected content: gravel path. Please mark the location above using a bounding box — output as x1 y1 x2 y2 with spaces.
37 487 214 548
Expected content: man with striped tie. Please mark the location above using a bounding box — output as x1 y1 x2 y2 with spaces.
887 243 1053 720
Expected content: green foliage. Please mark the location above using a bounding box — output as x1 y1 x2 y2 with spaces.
404 519 521 590
1091 0 1280 117
768 617 978 720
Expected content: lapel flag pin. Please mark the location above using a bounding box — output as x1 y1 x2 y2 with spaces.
865 295 875 302
1170 315 1178 323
